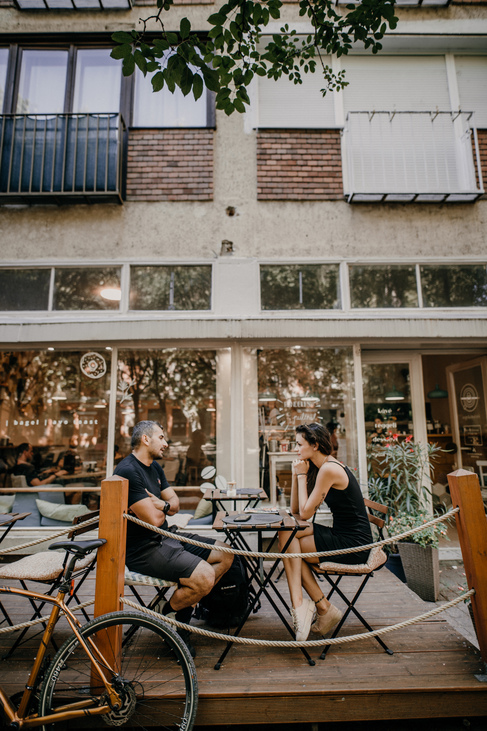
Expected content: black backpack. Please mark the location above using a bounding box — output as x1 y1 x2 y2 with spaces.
196 555 254 629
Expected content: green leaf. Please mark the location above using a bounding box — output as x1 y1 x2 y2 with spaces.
208 12 227 26
151 71 165 92
134 49 147 75
122 54 136 77
180 17 191 40
193 73 204 101
201 66 221 92
166 33 179 45
110 44 131 61
180 65 194 96
111 31 135 45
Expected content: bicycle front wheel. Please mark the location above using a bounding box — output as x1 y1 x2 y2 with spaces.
38 610 198 731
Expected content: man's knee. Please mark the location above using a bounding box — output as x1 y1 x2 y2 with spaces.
185 560 215 597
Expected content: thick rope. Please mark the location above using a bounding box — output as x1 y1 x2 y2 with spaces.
0 599 95 635
0 517 99 555
121 589 475 647
124 508 458 560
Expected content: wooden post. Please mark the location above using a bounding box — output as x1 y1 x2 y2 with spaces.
94 475 128 618
447 469 487 664
92 475 128 681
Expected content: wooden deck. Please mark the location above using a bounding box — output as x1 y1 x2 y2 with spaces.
0 564 486 726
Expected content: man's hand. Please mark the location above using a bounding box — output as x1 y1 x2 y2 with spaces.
145 489 170 514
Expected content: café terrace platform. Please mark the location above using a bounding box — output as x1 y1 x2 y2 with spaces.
0 550 485 726
0 469 486 727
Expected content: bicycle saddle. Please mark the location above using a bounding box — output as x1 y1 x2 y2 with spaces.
49 539 106 556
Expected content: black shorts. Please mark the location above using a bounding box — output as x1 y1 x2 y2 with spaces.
126 530 217 583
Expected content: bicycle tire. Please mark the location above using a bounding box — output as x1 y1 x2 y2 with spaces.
38 610 198 731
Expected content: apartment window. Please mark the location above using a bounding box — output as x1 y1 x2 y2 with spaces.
456 56 487 128
16 50 68 114
349 265 418 308
54 267 121 310
421 265 487 308
0 269 51 310
133 67 208 127
130 266 212 310
260 264 340 310
0 48 9 111
73 49 122 114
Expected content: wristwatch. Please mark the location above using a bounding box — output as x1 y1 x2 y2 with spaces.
162 500 171 514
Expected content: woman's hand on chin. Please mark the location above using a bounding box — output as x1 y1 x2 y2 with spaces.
293 459 309 476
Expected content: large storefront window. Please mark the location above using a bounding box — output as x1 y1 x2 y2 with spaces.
116 349 227 486
0 349 111 489
256 347 357 505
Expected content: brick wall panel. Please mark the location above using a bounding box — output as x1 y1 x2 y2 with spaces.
257 129 343 201
126 128 213 201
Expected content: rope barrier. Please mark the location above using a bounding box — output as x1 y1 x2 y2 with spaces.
124 508 458 560
0 516 99 555
121 589 475 648
0 599 95 635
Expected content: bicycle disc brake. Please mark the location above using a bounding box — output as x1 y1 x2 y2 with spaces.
101 682 137 726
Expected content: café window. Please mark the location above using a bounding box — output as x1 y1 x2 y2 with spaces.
129 266 212 311
116 349 226 487
349 265 418 308
260 264 341 310
256 347 357 506
420 265 487 308
0 349 111 492
133 66 209 127
54 267 121 311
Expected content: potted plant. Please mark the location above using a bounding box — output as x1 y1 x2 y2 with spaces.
386 510 449 602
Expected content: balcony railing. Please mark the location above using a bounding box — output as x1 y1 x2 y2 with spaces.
14 0 132 10
0 113 126 204
342 111 484 203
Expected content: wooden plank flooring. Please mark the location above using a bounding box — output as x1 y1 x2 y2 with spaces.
0 564 486 726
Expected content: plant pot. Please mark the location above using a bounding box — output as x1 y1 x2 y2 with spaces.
398 542 439 602
385 553 407 583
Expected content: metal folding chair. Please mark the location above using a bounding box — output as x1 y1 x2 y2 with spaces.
124 568 177 613
311 498 393 660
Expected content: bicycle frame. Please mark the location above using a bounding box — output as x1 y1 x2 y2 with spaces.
0 583 122 728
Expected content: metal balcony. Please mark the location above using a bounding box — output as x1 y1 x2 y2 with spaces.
14 0 132 10
335 0 450 5
0 113 126 204
342 111 484 203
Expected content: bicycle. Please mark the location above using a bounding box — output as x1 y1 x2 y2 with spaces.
0 538 198 730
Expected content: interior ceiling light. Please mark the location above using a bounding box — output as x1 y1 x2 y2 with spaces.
100 288 122 301
384 386 405 402
427 383 449 399
258 391 277 402
302 392 320 403
52 385 67 401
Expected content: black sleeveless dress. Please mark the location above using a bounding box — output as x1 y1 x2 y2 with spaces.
313 463 372 565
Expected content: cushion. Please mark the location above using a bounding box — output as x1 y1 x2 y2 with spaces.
166 512 193 529
0 494 15 513
193 498 212 520
124 567 176 588
35 499 89 523
316 546 387 575
0 551 93 582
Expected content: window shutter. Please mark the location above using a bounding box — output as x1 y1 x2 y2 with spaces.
455 56 487 128
258 55 335 128
342 56 450 113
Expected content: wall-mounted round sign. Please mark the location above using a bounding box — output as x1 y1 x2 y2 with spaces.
460 383 479 413
80 352 107 380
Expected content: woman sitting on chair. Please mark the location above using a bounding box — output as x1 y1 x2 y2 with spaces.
278 422 373 642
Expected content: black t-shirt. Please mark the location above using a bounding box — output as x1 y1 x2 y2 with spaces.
114 453 170 555
12 463 38 486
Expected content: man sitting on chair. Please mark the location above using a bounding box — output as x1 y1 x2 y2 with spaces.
114 420 233 656
12 443 67 486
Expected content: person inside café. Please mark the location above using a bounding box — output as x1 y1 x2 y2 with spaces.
114 420 233 656
278 422 373 642
56 435 81 474
12 443 67 486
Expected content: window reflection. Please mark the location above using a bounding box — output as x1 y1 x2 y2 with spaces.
16 50 68 114
421 265 487 308
260 264 340 310
0 269 50 310
350 265 418 308
0 350 111 494
257 347 357 505
130 266 211 311
54 267 121 310
117 349 218 486
0 48 8 110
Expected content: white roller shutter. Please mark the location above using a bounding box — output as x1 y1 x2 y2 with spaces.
342 56 451 113
258 53 336 128
455 56 487 127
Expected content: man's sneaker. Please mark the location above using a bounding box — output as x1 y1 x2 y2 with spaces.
176 607 195 658
290 597 315 642
311 604 343 637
